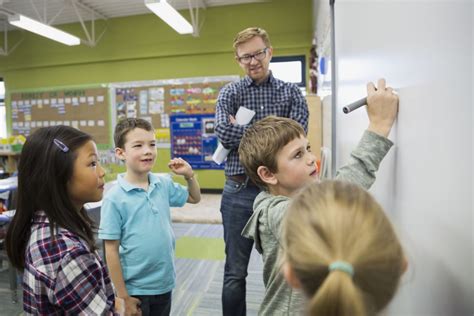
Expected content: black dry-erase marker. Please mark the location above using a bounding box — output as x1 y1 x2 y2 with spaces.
343 88 397 114
342 97 367 114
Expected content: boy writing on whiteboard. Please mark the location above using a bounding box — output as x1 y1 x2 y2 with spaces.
239 78 399 315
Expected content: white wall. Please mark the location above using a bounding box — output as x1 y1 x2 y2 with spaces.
331 0 472 315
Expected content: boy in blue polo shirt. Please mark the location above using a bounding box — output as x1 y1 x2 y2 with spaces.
99 118 201 316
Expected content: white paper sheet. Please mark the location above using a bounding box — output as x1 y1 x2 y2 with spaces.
212 106 255 165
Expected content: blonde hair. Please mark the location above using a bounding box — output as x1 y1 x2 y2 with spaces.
282 180 404 316
233 27 272 53
239 116 305 189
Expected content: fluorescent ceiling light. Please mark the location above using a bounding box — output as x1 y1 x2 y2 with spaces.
145 0 193 35
8 14 81 46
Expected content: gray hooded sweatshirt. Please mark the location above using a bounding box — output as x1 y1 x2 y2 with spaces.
242 130 393 315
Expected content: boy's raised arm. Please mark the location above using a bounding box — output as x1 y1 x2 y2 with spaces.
185 175 201 204
168 157 201 204
335 78 399 189
366 78 399 137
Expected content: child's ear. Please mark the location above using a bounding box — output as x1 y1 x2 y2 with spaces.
283 262 302 289
115 147 126 161
257 166 278 186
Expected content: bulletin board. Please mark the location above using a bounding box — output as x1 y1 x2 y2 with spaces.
9 86 110 145
110 76 239 146
170 114 223 170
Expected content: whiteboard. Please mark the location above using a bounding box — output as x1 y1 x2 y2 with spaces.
330 0 473 315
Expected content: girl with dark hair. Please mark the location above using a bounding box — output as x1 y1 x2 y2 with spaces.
5 126 116 315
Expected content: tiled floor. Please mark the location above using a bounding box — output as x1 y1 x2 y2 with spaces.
172 223 264 315
0 194 265 315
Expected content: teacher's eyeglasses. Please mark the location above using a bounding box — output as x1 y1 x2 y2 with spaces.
236 48 268 64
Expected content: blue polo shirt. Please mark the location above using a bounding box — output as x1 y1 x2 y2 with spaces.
98 173 188 295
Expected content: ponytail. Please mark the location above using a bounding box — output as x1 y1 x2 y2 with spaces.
283 181 405 316
308 271 366 316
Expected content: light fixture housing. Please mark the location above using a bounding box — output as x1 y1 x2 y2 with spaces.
145 0 193 35
8 14 81 46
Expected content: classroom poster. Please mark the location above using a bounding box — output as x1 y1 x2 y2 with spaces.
111 76 239 147
9 87 110 145
170 114 223 170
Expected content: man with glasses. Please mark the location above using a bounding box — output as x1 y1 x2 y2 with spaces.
215 27 308 315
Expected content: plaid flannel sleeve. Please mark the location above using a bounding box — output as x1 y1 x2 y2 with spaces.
215 84 246 149
288 84 309 133
52 247 113 315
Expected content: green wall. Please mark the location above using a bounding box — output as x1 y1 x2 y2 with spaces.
0 0 313 189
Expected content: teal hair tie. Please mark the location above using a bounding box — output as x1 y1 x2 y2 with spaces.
328 261 354 277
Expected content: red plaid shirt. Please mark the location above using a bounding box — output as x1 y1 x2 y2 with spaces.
22 211 116 315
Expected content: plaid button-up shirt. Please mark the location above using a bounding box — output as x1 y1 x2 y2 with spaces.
22 211 116 315
215 73 308 176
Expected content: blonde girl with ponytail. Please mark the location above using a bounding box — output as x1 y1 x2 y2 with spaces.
282 180 406 316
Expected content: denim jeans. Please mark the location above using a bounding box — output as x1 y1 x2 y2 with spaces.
220 178 261 316
132 292 171 316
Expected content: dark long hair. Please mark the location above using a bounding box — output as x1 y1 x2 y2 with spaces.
6 126 98 270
